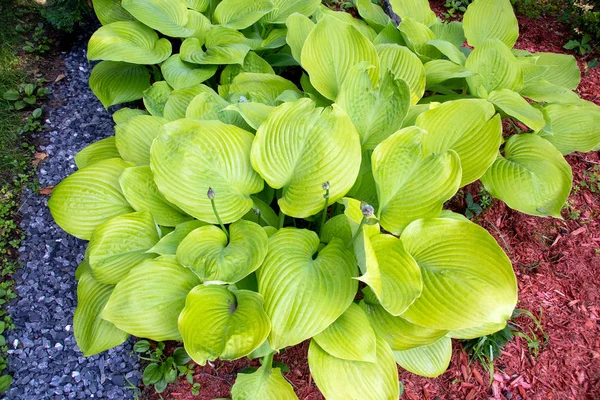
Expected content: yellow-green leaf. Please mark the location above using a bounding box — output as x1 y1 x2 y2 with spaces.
463 0 519 48
393 336 452 378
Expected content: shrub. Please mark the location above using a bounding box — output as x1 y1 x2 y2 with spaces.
48 0 600 398
41 0 92 32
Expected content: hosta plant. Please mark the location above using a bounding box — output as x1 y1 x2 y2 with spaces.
49 0 600 398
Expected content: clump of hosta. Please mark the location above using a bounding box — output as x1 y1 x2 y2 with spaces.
51 0 600 398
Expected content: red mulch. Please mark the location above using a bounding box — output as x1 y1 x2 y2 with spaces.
144 5 600 400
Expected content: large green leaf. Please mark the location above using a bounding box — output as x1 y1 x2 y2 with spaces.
257 228 358 350
315 6 377 42
301 15 379 101
177 220 268 283
147 220 206 255
357 234 423 316
520 80 580 105
231 362 298 400
112 108 148 125
220 52 275 85
336 64 410 150
142 81 172 118
89 61 151 108
400 217 518 331
163 84 218 120
487 89 546 132
179 285 270 365
463 0 519 48
359 290 448 350
376 44 426 105
481 134 572 217
424 59 475 88
214 0 274 29
151 119 264 224
308 335 399 400
398 18 440 61
372 127 462 235
115 115 167 165
75 137 121 169
430 21 466 49
251 99 361 218
161 55 218 90
92 0 134 25
102 256 200 341
180 26 251 65
466 39 523 97
86 211 159 284
87 21 171 64
393 336 452 378
119 166 191 227
388 0 436 25
262 0 320 24
533 52 581 90
73 269 128 356
224 102 275 130
540 103 600 154
124 0 210 38
356 0 390 32
48 158 134 240
313 303 377 363
416 98 502 186
426 40 467 65
220 73 300 106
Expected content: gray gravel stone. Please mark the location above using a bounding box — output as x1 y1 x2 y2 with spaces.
4 32 141 399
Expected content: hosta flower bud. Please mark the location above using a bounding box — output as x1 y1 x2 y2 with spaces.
360 203 375 218
207 187 215 200
322 181 330 191
253 208 260 215
239 95 248 103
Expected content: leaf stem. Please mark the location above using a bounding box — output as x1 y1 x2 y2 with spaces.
208 188 229 239
278 209 285 229
319 186 330 239
262 351 274 375
348 217 365 249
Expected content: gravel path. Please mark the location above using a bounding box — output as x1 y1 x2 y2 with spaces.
4 37 140 399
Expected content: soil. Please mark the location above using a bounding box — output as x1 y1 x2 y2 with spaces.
145 4 600 400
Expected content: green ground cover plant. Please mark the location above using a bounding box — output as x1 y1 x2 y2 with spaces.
48 0 600 398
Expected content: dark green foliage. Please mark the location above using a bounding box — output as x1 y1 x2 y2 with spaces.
135 340 196 394
41 0 92 32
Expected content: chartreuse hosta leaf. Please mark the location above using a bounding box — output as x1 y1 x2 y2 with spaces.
151 119 263 224
487 89 546 132
532 52 581 90
75 137 120 169
181 26 251 65
336 64 410 150
481 134 572 218
220 73 301 106
89 61 150 108
87 21 171 64
376 44 426 105
314 6 377 42
358 234 423 316
86 211 159 284
74 268 128 356
313 303 377 363
463 0 519 49
257 228 358 350
308 335 399 400
147 220 205 256
187 0 209 12
430 21 466 50
359 289 447 350
213 0 274 29
220 52 275 86
466 39 523 97
520 80 580 105
119 166 191 227
163 84 218 120
372 127 462 235
540 103 600 154
177 220 268 283
161 55 218 90
225 102 275 130
426 40 467 65
112 108 148 125
231 359 297 400
356 0 390 32
179 285 270 365
449 321 508 340
399 18 440 61
424 60 475 88
48 158 134 240
262 0 320 24
251 99 361 218
400 217 518 331
373 22 405 46
301 15 379 101
122 0 210 38
115 115 167 165
143 81 172 118
92 0 134 25
393 336 452 378
388 0 436 26
102 255 199 341
416 99 502 186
